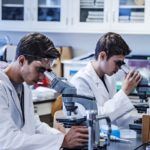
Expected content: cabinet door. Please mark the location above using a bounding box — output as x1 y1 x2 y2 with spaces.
0 0 31 31
71 0 110 33
111 0 150 34
30 0 68 32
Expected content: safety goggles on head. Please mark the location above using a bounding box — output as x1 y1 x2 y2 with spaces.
114 60 125 68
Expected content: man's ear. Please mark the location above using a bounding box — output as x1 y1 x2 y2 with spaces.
98 51 107 60
18 55 25 66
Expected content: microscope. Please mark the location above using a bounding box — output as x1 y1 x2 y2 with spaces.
44 70 111 150
121 63 150 112
121 63 150 132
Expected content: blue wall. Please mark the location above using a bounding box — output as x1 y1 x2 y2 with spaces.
0 31 150 57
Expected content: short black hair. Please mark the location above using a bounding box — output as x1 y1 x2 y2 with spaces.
95 32 131 60
15 32 60 63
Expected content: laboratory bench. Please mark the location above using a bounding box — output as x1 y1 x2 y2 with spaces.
64 135 143 150
107 135 142 150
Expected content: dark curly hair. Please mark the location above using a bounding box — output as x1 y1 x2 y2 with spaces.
15 32 60 63
95 32 131 60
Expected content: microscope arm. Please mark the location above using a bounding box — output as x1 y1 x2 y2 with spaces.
44 70 97 112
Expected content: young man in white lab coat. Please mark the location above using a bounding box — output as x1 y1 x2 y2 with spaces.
70 32 141 128
0 33 88 149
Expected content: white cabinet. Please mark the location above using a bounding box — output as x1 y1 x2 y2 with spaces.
0 0 68 32
0 0 31 31
0 0 150 34
30 0 68 32
71 0 150 34
70 0 110 33
111 0 150 34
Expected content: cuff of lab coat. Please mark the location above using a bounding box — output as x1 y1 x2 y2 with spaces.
110 89 134 121
56 133 65 150
118 89 133 108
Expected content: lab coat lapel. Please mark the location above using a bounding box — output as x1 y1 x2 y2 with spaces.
0 71 23 122
8 81 23 118
11 86 23 115
96 76 110 98
104 75 115 98
10 87 24 127
22 83 35 134
88 62 109 98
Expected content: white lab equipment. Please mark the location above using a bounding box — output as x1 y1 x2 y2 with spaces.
32 86 58 101
120 129 137 139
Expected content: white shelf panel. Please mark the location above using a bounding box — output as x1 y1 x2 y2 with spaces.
2 4 24 7
119 5 145 9
38 5 60 8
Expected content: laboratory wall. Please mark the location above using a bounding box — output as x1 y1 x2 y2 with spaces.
0 31 150 57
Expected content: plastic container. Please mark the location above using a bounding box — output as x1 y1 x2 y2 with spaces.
120 129 137 139
100 124 120 138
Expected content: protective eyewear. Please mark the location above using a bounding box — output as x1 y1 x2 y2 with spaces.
36 67 51 74
24 54 56 68
40 58 56 68
114 60 125 68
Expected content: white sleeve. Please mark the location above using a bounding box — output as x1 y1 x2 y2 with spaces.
0 86 64 150
99 89 134 122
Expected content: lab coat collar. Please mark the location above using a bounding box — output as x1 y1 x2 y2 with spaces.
0 70 23 122
86 61 100 83
86 62 110 96
86 61 105 84
0 70 14 90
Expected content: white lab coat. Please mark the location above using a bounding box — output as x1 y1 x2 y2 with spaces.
70 62 136 127
0 70 64 150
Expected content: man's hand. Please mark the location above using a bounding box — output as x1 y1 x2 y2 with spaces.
55 122 66 134
62 126 88 149
122 70 142 95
